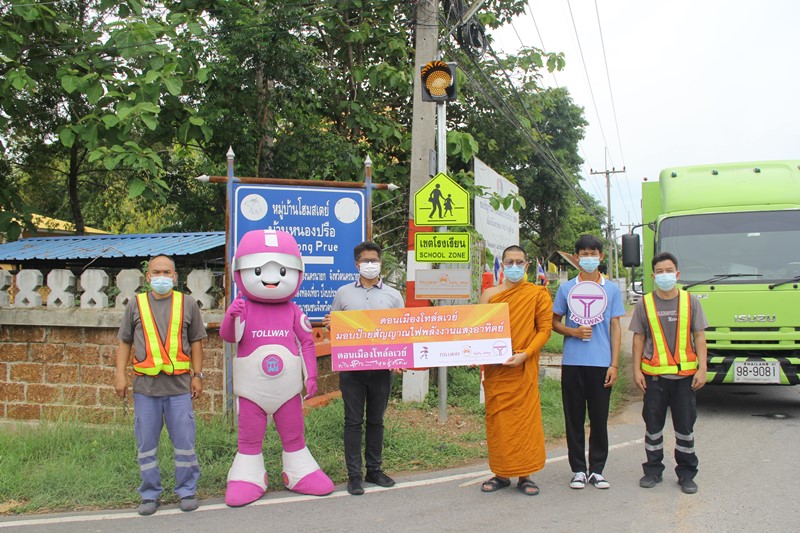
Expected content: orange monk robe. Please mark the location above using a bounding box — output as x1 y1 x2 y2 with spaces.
484 281 553 478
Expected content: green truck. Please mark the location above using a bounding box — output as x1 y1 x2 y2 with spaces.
622 160 800 385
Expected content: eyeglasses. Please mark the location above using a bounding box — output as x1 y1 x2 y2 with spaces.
357 259 382 265
503 260 527 267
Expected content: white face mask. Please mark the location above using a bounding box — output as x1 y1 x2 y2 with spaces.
359 262 381 280
149 276 174 295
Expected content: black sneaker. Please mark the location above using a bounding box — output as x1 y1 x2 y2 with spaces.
347 476 364 495
639 474 663 488
678 477 698 494
365 469 396 487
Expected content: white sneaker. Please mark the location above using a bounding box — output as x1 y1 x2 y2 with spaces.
588 472 610 489
569 472 587 489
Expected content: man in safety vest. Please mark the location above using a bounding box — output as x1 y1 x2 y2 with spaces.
114 254 207 515
630 251 708 495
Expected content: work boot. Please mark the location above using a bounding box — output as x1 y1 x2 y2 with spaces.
137 499 160 516
639 473 663 488
678 477 698 494
180 496 199 512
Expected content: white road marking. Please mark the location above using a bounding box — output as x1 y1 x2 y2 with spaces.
1 438 644 529
460 437 645 487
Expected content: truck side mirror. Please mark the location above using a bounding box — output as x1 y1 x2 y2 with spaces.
622 233 641 267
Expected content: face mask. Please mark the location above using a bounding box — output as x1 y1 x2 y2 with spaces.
359 262 381 280
150 276 174 295
504 265 526 283
579 257 601 273
654 273 677 291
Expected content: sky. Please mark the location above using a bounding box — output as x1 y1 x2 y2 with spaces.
490 0 799 231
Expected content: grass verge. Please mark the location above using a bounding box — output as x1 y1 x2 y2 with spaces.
1 361 631 515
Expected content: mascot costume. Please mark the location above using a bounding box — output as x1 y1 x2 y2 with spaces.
220 229 334 506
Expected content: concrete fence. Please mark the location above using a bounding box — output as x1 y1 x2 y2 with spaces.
0 268 335 423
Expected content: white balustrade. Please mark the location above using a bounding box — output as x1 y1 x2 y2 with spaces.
80 269 109 309
15 269 43 307
187 270 215 309
115 269 144 308
46 269 76 308
0 268 219 309
0 270 10 307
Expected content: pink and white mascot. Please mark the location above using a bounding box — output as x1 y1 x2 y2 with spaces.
220 229 334 506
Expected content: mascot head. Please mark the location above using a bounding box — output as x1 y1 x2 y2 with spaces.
233 229 304 303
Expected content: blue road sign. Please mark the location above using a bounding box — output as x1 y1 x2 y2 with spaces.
231 183 366 320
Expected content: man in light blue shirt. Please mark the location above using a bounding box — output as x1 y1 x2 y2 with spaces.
552 235 625 490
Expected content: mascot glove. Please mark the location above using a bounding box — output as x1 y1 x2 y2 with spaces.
228 293 246 317
304 378 318 399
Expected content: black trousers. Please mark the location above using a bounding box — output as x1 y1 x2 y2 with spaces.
561 365 612 474
642 374 699 480
339 370 392 478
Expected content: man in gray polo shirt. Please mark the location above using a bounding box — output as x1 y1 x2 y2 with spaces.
323 241 404 495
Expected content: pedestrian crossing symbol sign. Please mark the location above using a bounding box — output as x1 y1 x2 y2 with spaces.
414 173 470 226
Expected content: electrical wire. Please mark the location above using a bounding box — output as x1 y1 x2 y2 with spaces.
520 7 605 204
449 40 606 224
593 0 637 217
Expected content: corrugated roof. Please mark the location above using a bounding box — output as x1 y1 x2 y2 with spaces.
0 232 225 261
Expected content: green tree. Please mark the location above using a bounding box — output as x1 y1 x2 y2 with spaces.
448 42 604 260
0 0 212 235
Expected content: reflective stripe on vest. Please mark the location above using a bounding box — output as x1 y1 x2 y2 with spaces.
133 292 191 376
641 290 698 376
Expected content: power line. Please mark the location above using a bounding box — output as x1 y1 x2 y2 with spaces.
565 0 612 160
522 4 605 205
563 0 637 222
593 0 637 216
449 39 606 224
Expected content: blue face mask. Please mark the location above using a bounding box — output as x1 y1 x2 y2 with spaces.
654 273 677 291
579 257 601 273
504 265 526 283
150 276 174 295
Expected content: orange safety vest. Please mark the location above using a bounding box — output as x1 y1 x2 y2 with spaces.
641 290 698 376
133 291 191 376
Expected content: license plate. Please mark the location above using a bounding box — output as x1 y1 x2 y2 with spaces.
732 361 781 384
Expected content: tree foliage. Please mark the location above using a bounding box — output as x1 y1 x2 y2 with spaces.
0 0 602 255
0 0 212 235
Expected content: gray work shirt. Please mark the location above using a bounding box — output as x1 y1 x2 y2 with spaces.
118 291 207 397
331 278 405 313
629 291 708 380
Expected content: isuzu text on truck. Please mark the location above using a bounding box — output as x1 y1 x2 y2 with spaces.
622 161 800 385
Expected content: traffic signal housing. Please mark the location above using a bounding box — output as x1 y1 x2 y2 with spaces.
420 60 457 102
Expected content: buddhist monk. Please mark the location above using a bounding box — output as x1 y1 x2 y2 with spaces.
479 245 553 496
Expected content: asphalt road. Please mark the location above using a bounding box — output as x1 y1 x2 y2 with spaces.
3 383 798 533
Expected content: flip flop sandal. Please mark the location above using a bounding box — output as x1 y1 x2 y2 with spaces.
480 476 511 493
517 479 540 496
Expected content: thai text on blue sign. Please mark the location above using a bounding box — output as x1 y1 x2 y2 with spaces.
231 184 365 320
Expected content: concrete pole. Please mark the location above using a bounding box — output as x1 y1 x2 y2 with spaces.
590 166 625 276
402 0 438 404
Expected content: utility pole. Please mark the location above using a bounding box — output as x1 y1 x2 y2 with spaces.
590 166 625 277
402 0 439 405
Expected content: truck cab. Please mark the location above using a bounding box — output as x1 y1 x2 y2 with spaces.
623 161 800 385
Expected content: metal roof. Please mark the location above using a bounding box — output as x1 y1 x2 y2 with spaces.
0 232 225 261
